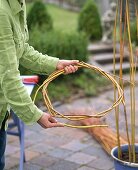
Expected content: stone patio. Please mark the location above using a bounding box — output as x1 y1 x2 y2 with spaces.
5 85 138 170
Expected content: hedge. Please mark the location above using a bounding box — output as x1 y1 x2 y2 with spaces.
27 0 53 31
78 0 102 41
29 29 88 62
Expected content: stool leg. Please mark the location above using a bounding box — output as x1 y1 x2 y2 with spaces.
19 121 25 170
11 111 26 170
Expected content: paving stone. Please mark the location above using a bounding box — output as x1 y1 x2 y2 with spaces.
79 135 95 146
65 152 96 165
5 144 20 156
47 160 80 170
24 163 43 170
27 124 42 132
54 127 88 140
7 135 17 143
9 166 18 170
44 136 72 147
10 163 43 170
5 156 19 170
81 145 108 158
88 157 114 170
25 131 47 142
6 86 138 170
10 137 40 149
35 132 72 147
31 155 60 168
25 129 36 137
81 135 102 148
24 139 38 148
41 122 88 141
77 166 98 170
8 140 20 147
61 139 90 151
12 150 40 161
28 143 54 154
47 147 73 159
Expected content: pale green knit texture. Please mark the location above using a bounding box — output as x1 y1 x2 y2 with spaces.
0 0 59 129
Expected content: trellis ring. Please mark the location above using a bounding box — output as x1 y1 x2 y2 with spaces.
34 62 124 128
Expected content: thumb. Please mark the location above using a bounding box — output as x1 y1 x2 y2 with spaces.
50 122 65 128
70 60 79 65
49 116 58 123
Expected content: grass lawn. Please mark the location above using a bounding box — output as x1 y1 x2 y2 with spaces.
26 3 78 33
47 4 78 33
27 2 109 104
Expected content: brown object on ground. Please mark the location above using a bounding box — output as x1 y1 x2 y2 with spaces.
68 107 127 155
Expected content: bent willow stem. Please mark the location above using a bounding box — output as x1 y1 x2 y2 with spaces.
113 0 137 163
33 0 138 164
34 61 124 129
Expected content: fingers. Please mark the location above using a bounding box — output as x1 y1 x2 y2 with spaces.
57 60 79 72
69 60 79 65
42 122 64 128
49 116 64 127
64 65 78 74
49 116 57 123
50 122 64 128
63 60 79 66
37 113 64 129
40 120 64 128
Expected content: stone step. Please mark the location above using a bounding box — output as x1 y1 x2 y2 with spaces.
123 73 138 84
92 53 129 65
103 62 131 73
88 59 109 72
88 43 113 54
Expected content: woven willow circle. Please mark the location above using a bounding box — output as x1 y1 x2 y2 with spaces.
34 62 124 128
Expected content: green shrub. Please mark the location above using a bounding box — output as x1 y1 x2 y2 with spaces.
27 0 53 31
32 68 109 103
29 30 88 62
131 20 138 45
78 0 102 41
20 30 88 82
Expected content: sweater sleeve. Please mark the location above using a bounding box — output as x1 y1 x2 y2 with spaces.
0 10 43 125
20 43 59 75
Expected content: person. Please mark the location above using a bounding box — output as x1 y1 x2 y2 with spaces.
0 0 79 169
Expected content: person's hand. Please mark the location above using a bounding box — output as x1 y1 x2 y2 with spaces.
37 113 64 128
57 60 79 74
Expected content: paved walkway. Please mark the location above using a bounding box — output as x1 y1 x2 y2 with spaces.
5 85 138 170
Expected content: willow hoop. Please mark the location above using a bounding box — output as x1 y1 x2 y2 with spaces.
34 62 124 128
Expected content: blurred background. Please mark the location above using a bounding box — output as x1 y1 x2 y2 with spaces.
20 0 137 105
6 1 138 169
22 0 113 104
